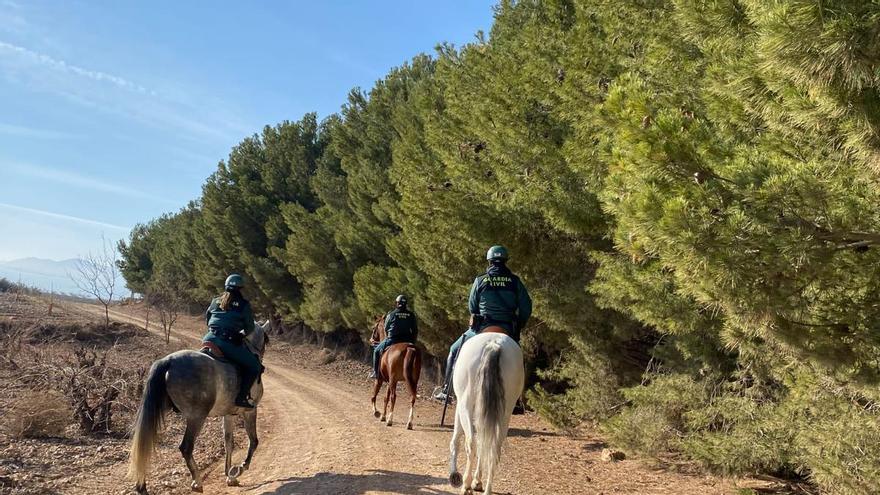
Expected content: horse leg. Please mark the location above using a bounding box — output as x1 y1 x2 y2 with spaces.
222 416 237 486
371 378 383 419
473 459 483 493
387 381 397 427
406 382 416 430
180 417 206 492
405 361 418 430
462 417 476 495
449 408 463 488
381 380 392 422
241 408 260 470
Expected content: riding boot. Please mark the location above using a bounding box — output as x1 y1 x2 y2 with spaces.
434 335 465 402
235 370 257 409
371 344 383 379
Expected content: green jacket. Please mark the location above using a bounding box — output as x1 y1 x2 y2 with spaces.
205 296 255 342
468 265 532 330
384 307 418 343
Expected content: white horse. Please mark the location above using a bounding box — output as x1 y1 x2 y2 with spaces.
448 331 524 495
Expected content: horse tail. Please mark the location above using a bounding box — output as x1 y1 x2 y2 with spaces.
474 339 505 478
404 345 421 390
128 357 172 488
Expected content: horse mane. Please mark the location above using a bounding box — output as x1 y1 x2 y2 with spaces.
245 320 269 358
371 315 386 342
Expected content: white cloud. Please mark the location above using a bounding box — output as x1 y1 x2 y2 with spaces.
6 162 180 205
0 202 129 231
0 40 155 94
0 39 248 144
0 122 79 139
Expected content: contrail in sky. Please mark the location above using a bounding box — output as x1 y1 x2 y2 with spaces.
0 202 129 231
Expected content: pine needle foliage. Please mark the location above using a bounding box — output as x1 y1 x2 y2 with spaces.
117 1 880 489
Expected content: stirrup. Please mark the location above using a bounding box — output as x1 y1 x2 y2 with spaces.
432 385 452 403
235 397 255 409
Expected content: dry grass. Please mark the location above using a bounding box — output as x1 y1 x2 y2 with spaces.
2 390 71 439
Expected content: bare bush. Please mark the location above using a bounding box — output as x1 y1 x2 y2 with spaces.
60 348 128 434
3 390 71 439
70 235 118 326
146 274 186 343
2 321 144 436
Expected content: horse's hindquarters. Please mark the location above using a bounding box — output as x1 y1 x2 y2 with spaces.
449 332 524 493
163 350 257 417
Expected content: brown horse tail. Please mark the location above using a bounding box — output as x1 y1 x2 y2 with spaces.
128 357 172 490
404 345 422 391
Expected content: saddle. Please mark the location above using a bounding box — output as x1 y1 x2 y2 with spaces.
200 341 225 360
199 342 267 380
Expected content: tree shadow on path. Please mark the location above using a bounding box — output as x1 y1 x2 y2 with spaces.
246 469 450 495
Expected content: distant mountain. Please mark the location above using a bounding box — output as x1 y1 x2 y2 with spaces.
0 257 125 296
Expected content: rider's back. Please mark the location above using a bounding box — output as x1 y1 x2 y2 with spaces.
385 307 418 342
206 297 252 336
470 264 532 333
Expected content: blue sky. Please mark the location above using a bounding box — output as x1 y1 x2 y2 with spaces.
0 1 495 261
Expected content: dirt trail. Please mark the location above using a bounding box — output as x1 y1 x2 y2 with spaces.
73 302 771 495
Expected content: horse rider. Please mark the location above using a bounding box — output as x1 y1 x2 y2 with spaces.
370 294 419 379
433 245 532 402
203 274 263 409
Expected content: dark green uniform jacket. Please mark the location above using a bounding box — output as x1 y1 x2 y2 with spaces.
468 264 532 334
204 296 255 343
384 307 418 343
202 295 261 399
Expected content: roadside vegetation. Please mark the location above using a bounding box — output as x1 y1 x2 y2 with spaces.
0 286 225 494
116 2 880 492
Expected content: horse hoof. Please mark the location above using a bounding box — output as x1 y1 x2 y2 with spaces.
380 416 386 422
474 481 484 492
226 477 240 487
407 423 413 430
228 465 243 478
190 481 203 493
449 472 462 487
386 420 393 427
373 411 381 418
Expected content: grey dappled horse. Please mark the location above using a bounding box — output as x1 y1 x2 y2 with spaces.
128 320 270 494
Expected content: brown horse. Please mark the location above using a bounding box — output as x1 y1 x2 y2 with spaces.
369 315 422 429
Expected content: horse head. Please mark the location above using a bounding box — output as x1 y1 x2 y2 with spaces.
370 315 385 345
245 320 270 359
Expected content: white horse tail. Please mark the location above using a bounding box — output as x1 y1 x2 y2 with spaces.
128 357 172 491
474 340 505 478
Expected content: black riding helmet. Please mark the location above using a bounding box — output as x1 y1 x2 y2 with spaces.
486 245 509 263
395 294 408 308
225 273 245 291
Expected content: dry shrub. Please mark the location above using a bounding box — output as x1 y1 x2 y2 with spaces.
3 390 71 439
317 348 336 365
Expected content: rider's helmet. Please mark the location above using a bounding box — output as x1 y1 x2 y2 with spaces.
225 273 245 291
395 294 408 308
486 245 509 263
